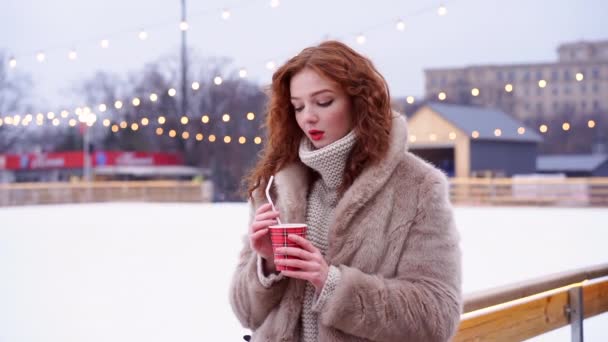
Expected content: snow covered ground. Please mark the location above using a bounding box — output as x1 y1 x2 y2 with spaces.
0 203 606 341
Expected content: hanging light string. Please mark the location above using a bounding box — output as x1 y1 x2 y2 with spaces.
6 1 451 78
4 2 454 120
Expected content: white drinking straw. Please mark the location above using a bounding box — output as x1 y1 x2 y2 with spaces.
265 175 282 224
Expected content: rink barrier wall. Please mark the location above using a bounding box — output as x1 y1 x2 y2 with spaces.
455 263 608 341
0 180 213 206
3 177 608 206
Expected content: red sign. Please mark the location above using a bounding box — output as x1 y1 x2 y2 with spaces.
0 151 184 170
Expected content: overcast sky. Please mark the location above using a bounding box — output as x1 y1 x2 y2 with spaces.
1 0 607 110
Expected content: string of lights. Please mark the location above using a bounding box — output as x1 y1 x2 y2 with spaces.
0 103 599 144
6 1 451 85
6 66 585 127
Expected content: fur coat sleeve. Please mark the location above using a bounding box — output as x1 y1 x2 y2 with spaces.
228 200 290 330
319 170 462 342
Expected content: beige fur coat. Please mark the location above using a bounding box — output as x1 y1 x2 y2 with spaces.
229 114 462 341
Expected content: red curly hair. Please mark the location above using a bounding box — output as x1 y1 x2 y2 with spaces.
246 40 393 199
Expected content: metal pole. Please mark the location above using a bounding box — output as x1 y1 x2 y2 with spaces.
83 124 91 182
181 0 188 120
566 286 584 342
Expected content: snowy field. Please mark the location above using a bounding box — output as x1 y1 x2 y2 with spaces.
0 203 606 341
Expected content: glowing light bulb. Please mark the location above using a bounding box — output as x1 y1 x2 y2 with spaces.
438 4 447 16
396 20 405 31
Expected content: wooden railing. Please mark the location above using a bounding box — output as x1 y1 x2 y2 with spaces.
455 263 608 341
1 177 608 207
0 180 213 206
451 177 608 207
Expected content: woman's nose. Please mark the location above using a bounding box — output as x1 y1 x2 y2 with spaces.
302 107 318 123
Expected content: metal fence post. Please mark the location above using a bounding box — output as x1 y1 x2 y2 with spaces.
565 286 584 342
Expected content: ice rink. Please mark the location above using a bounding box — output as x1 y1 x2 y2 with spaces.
1 203 607 341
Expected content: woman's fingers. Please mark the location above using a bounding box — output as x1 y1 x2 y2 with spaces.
255 203 273 215
274 246 314 260
274 258 315 271
287 234 318 254
255 210 280 222
250 228 269 242
251 219 277 233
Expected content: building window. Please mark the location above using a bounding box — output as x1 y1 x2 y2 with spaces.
522 71 530 82
537 88 542 96
525 87 530 96
581 101 587 110
536 103 543 112
551 70 559 81
431 77 437 86
536 70 543 79
593 100 600 110
441 77 447 86
553 101 559 110
593 83 599 93
497 71 503 81
564 70 571 81
581 84 587 93
564 86 571 95
592 68 600 79
552 88 559 96
508 71 515 81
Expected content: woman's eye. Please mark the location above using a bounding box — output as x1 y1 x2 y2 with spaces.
318 100 333 107
294 106 304 112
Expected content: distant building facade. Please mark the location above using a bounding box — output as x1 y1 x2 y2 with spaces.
424 40 608 120
407 103 542 178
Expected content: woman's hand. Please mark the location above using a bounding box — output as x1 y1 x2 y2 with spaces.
274 234 329 293
249 203 280 267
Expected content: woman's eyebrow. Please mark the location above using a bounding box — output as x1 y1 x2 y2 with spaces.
291 89 333 100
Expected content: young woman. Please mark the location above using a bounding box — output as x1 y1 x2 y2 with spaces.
230 40 462 342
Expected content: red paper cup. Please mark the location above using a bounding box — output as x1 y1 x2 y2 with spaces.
269 223 307 271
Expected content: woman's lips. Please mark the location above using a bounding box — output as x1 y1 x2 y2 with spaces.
309 130 324 141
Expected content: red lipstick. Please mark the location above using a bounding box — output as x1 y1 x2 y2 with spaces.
308 130 324 141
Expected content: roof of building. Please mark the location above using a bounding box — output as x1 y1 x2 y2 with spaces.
423 102 543 143
537 154 608 172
